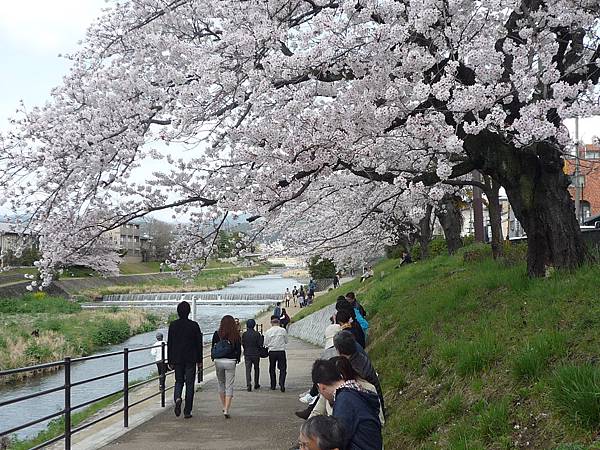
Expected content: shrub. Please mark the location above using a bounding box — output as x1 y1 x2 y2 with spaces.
550 365 600 428
501 241 528 266
24 342 53 362
38 318 64 332
91 319 131 346
462 244 492 263
430 237 449 257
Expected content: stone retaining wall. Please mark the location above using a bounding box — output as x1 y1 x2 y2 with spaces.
287 303 336 347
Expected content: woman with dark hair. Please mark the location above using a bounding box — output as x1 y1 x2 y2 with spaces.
311 359 383 450
335 309 366 349
211 315 242 418
309 356 385 428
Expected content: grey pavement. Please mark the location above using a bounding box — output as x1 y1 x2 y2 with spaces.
103 337 321 450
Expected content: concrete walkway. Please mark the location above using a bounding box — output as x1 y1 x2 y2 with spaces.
103 337 319 449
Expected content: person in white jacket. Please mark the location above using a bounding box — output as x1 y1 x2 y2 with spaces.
263 316 288 392
150 332 168 390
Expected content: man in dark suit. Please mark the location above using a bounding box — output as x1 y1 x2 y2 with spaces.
167 301 203 419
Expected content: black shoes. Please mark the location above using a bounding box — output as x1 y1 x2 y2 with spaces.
247 386 252 392
280 386 286 393
295 407 311 420
270 386 276 390
174 398 182 417
184 414 192 419
254 384 261 390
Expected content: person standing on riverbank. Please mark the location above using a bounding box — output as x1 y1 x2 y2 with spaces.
167 301 203 419
211 315 242 418
264 316 288 392
150 332 168 391
241 319 263 391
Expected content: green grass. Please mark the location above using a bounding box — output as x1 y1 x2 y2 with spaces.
87 264 270 297
297 247 600 448
118 260 235 274
0 293 81 314
8 392 122 449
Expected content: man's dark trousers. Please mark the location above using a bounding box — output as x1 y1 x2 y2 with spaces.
174 363 196 415
245 356 260 388
268 351 287 389
156 361 167 390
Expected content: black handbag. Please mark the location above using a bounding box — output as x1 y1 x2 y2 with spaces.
259 346 269 358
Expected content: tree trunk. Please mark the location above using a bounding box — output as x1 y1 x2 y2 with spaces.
436 194 464 254
482 175 504 259
465 132 585 277
418 204 434 259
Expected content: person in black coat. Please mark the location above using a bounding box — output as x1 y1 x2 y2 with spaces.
241 319 263 391
167 301 203 419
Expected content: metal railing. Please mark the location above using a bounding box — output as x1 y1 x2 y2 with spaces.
0 335 213 449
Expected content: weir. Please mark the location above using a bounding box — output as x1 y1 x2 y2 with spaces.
98 292 283 302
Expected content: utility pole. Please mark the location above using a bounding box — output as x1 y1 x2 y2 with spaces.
575 117 581 224
472 171 485 242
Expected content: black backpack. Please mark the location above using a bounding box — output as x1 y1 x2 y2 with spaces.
211 339 233 359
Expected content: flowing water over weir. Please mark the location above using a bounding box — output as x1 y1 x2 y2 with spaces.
0 273 301 440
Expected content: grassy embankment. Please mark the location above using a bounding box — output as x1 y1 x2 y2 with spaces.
296 245 600 449
80 264 271 297
0 294 159 382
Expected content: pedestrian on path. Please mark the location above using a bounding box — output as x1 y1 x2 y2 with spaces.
280 308 291 329
167 301 203 419
292 285 298 306
311 358 383 450
241 318 263 391
285 288 292 307
150 332 167 391
264 315 288 392
211 315 242 418
298 415 344 450
274 301 282 318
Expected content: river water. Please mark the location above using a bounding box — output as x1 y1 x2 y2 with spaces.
0 273 300 440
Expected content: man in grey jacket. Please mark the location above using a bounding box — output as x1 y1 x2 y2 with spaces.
241 319 263 391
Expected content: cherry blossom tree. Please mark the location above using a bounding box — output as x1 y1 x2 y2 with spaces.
0 0 599 280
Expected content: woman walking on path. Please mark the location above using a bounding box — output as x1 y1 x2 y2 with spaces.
211 315 242 418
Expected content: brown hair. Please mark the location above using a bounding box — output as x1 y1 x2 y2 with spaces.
218 315 241 343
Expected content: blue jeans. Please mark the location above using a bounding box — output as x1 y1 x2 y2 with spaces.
174 363 196 415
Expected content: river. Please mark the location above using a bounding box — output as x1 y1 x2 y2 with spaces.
0 273 300 441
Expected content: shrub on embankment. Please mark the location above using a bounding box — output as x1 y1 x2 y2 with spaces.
0 294 158 382
306 247 600 448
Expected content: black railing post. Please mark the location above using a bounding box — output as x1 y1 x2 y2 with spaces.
198 332 203 383
64 357 71 449
123 348 129 428
160 342 166 407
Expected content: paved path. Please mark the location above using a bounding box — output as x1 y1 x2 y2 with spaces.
103 337 319 449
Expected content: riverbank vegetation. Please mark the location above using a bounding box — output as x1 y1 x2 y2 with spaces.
83 264 271 297
0 293 158 382
300 245 600 448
